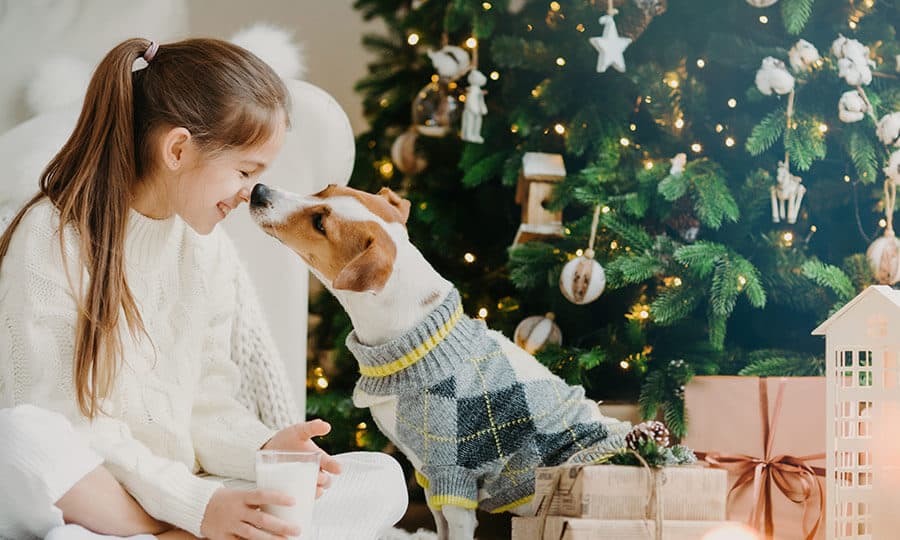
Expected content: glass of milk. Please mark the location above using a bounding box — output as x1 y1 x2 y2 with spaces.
256 450 321 538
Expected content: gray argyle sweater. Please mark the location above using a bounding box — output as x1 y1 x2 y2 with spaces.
347 289 627 513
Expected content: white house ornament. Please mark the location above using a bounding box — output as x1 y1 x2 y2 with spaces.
559 251 607 304
745 0 778 6
838 89 869 123
461 69 487 144
390 129 427 175
867 232 900 285
514 313 563 354
876 112 900 147
670 152 687 177
771 160 805 224
589 14 632 73
755 57 795 96
788 39 820 72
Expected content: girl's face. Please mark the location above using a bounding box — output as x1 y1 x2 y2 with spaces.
174 115 287 235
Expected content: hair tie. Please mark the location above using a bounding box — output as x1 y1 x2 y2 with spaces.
143 41 159 63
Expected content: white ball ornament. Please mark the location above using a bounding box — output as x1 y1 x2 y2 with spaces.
514 313 563 354
746 0 778 6
559 250 607 305
867 231 900 285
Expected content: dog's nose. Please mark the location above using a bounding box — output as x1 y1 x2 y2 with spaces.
250 183 270 207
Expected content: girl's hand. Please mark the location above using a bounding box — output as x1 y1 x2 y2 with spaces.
261 419 342 497
201 487 301 540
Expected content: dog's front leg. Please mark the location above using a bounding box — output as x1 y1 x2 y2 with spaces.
425 490 450 540
442 505 478 540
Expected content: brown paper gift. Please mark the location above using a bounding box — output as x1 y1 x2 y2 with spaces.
512 516 737 540
684 376 826 540
533 465 727 521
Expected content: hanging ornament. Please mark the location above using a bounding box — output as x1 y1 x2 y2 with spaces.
412 78 464 137
755 57 795 96
867 180 900 285
559 206 607 305
461 68 487 143
788 39 820 72
772 159 805 224
427 45 471 80
513 152 567 245
745 0 778 6
669 152 686 177
838 89 870 123
618 0 668 41
589 2 631 74
877 112 900 147
390 128 427 175
885 150 900 187
514 313 563 354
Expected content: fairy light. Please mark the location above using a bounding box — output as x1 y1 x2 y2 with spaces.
844 175 851 183
620 137 631 147
465 37 478 48
819 123 828 133
527 24 534 31
549 1 561 11
379 97 389 107
379 161 394 177
629 123 637 131
554 123 566 135
556 57 566 66
490 71 500 80
667 79 679 89
810 225 817 232
727 98 737 108
783 231 794 246
691 143 703 153
478 307 489 318
737 275 747 290
725 136 736 147
510 124 519 133
564 227 572 235
576 23 585 32
645 95 653 103
575 248 584 257
715 124 724 133
407 33 420 45
696 59 706 68
849 20 857 29
673 277 683 287
602 206 611 213
880 218 888 228
531 87 541 98
640 309 650 319
759 15 769 24
620 360 630 370
610 241 619 250
464 252 476 263
482 1 492 9
419 202 428 210
644 161 654 170
674 118 685 129
316 376 329 390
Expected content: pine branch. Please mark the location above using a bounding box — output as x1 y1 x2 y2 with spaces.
461 153 506 187
691 163 740 229
674 241 729 277
605 253 664 286
746 107 786 156
738 354 825 376
658 173 688 201
786 115 827 171
708 312 727 351
847 129 879 184
508 242 565 290
651 285 703 326
600 213 654 252
781 0 815 35
801 259 856 302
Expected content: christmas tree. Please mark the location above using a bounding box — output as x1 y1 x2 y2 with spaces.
307 0 900 453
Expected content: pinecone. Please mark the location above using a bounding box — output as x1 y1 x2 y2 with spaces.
625 421 671 451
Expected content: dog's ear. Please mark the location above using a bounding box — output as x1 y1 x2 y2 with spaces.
377 187 411 224
333 226 397 293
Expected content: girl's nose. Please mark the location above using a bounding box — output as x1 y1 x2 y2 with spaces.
238 187 251 204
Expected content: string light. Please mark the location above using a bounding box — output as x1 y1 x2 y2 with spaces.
849 20 857 29
696 59 706 68
673 277 683 287
464 252 476 263
674 118 685 129
782 231 794 247
531 87 541 97
818 123 828 133
482 1 492 9
379 161 394 178
564 227 572 235
644 161 654 170
880 218 888 228
640 309 650 319
576 23 585 32
575 248 584 257
645 96 652 103
691 143 703 153
629 123 637 131
465 37 478 48
510 124 519 133
759 15 769 24
556 57 567 66
602 206 611 213
379 97 389 107
727 98 737 108
490 71 500 80
527 24 534 31
357 422 367 430
620 360 630 370
610 240 619 249
407 33 420 45
620 137 631 147
478 307 489 318
667 79 679 89
715 124 724 133
419 202 428 210
810 225 817 232
725 136 736 147
844 175 851 183
737 275 747 290
549 1 561 11
554 123 566 135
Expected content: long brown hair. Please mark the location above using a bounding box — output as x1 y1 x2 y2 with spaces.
0 38 290 418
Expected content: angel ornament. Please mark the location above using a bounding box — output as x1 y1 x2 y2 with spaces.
771 160 806 224
462 69 488 143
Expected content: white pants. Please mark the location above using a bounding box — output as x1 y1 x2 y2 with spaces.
0 405 408 540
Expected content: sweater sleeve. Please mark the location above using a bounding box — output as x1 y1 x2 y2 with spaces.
0 207 221 537
190 232 280 481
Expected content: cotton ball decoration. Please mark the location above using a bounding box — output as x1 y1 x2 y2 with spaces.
831 35 874 86
788 39 820 72
230 24 306 80
867 232 900 285
426 46 471 80
745 0 778 6
514 313 562 354
26 56 92 116
670 153 686 177
754 57 795 96
885 150 900 186
877 113 900 147
390 129 427 175
838 90 869 123
559 251 606 305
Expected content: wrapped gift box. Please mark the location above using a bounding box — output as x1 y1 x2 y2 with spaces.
512 516 738 540
683 376 826 540
533 464 727 521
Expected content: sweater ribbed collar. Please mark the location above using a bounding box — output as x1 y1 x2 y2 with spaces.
348 288 489 395
125 208 183 270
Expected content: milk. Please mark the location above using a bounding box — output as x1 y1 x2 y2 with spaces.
256 460 318 537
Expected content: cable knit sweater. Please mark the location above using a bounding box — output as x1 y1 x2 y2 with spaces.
0 199 300 537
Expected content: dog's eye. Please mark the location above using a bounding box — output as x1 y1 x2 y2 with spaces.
312 213 327 235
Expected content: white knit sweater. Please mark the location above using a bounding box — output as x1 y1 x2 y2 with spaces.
0 199 301 536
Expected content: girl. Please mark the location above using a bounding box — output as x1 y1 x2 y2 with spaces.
0 38 406 540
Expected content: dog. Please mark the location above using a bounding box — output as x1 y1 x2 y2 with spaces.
249 183 629 540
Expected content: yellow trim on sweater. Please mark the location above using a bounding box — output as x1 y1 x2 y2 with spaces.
489 494 534 514
358 303 464 377
428 495 479 510
415 470 430 489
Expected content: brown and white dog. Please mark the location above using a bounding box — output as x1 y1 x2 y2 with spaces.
248 183 627 540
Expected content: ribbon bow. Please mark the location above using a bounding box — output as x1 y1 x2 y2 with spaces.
700 378 825 540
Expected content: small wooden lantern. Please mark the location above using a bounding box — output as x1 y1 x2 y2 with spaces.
812 285 900 539
513 152 566 245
